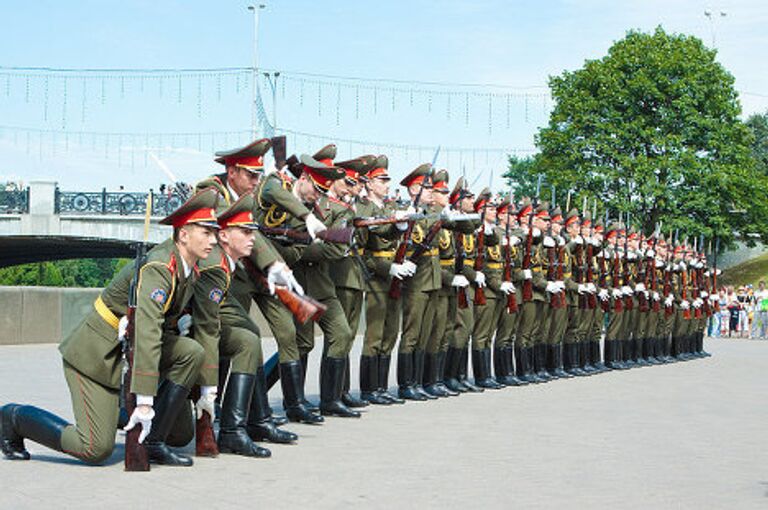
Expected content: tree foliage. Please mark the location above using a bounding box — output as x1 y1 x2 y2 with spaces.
0 259 129 287
533 27 766 247
745 110 768 176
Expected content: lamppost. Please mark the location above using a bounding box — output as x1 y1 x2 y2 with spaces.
247 4 266 137
704 9 727 48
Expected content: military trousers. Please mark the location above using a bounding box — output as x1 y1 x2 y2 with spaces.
363 289 401 356
427 289 454 354
578 307 597 344
452 290 475 349
336 287 364 338
605 300 624 341
587 306 606 342
230 269 301 362
517 300 544 349
398 287 437 354
472 291 502 351
296 297 353 359
563 303 581 344
546 304 569 345
495 304 520 350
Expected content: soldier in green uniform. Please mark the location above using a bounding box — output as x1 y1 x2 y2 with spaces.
180 195 297 459
576 212 602 374
491 198 528 386
359 156 410 404
396 164 441 401
423 169 463 397
195 137 305 426
470 192 505 389
543 206 573 379
231 146 343 424
604 222 629 370
585 219 610 371
515 201 553 383
562 209 587 375
331 155 376 407
291 146 363 418
1 190 220 466
447 186 484 392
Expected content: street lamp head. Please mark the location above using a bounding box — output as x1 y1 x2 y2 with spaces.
704 9 711 17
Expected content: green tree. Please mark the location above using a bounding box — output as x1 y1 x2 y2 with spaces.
0 258 129 287
745 111 768 176
535 27 766 247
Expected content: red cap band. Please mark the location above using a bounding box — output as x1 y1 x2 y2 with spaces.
219 210 255 229
173 207 217 228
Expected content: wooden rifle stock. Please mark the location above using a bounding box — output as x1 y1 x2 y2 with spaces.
612 249 623 313
503 239 518 313
585 243 597 309
473 225 487 306
124 244 150 472
522 230 534 302
189 386 218 457
650 256 661 313
598 247 610 312
547 244 560 308
455 231 469 309
242 259 327 324
681 266 691 319
259 226 354 245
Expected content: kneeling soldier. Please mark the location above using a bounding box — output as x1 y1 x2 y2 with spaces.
1 190 219 466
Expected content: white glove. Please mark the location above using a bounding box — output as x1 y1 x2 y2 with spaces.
267 261 304 296
612 288 623 299
509 235 521 246
123 406 155 444
500 281 515 295
543 236 556 248
118 315 129 342
451 275 470 288
532 227 541 237
522 269 533 280
556 281 566 292
664 295 674 307
484 224 494 236
709 294 719 304
679 262 687 270
573 235 584 245
305 212 327 239
586 282 597 294
394 210 410 231
195 386 217 421
475 272 487 288
546 281 560 294
652 291 661 301
715 268 722 276
701 291 709 299
598 289 610 301
590 237 601 247
389 263 411 280
577 284 588 295
402 260 417 275
646 249 655 257
692 298 703 309
621 285 633 296
177 313 192 336
680 300 690 310
656 260 664 268
635 283 646 293
627 252 637 260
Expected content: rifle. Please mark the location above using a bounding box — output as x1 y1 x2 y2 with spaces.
389 146 441 299
352 214 425 228
713 237 720 312
650 226 661 313
598 210 611 313
241 258 327 324
623 212 634 312
585 200 597 310
546 189 560 309
681 236 691 320
503 189 518 314
612 225 623 313
123 192 152 472
522 175 544 302
258 226 355 245
663 233 674 317
473 203 488 306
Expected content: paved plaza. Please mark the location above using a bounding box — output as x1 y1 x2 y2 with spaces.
0 338 766 509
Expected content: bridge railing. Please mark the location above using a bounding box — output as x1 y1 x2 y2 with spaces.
0 187 30 214
55 187 189 216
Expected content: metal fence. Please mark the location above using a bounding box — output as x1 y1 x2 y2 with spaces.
0 188 30 214
55 188 187 216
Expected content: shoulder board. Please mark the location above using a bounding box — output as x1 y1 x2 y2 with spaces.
219 252 231 274
166 253 178 275
328 196 353 210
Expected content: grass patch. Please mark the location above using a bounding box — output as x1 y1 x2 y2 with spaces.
720 252 768 288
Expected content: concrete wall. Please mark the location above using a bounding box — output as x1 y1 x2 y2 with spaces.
0 286 281 346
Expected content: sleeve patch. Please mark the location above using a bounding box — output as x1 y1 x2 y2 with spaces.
208 288 224 304
150 288 168 304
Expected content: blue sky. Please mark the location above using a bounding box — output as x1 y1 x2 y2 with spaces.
1 0 766 192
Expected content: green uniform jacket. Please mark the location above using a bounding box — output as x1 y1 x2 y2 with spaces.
362 199 403 293
329 196 371 292
191 245 234 387
59 239 198 396
293 194 349 300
